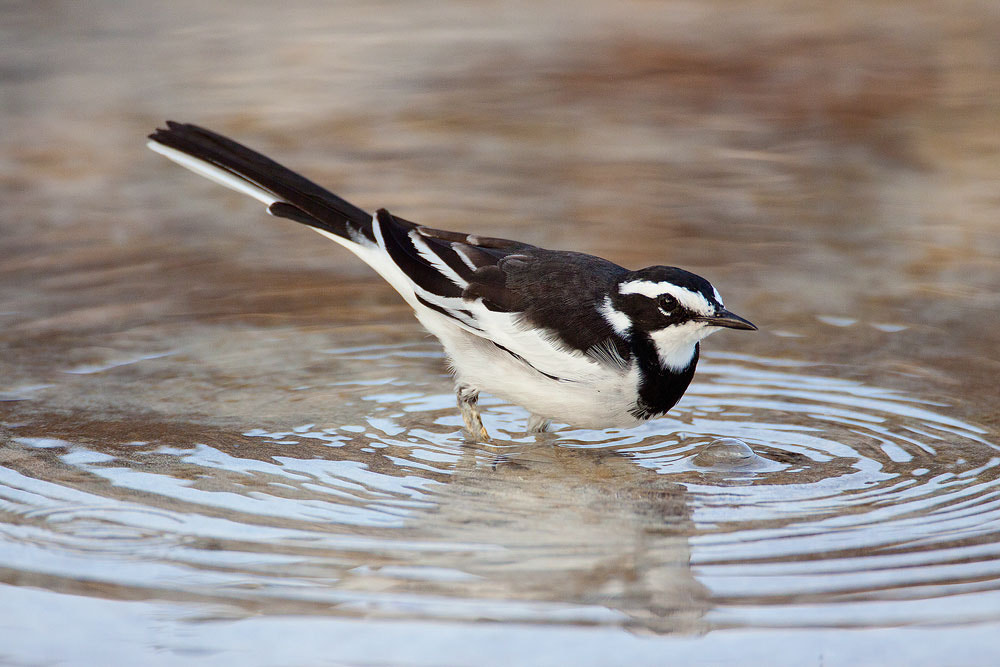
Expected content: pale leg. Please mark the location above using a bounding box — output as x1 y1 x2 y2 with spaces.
526 414 551 434
457 384 489 442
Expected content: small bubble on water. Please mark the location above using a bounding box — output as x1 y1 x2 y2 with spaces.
693 438 758 468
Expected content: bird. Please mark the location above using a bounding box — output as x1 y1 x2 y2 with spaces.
147 121 757 440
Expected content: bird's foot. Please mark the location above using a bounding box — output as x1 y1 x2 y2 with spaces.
526 414 552 434
457 385 490 442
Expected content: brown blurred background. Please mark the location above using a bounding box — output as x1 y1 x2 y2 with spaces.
2 0 998 425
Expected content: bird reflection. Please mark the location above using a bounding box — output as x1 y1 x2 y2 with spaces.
411 439 709 635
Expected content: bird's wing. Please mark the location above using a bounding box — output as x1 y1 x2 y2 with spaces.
463 248 634 379
372 214 633 381
366 208 532 336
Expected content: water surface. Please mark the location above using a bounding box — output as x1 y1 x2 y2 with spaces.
2 1 999 664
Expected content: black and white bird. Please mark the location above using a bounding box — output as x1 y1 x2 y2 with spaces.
148 122 756 439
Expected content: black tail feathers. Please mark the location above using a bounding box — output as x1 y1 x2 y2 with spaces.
149 121 373 241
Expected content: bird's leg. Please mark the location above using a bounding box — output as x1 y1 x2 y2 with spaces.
526 414 552 434
457 384 490 442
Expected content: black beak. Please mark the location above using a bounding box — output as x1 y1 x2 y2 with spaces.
697 309 757 331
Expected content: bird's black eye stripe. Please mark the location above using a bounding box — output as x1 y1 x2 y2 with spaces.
656 294 679 313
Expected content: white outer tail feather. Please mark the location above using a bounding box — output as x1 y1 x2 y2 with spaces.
147 140 281 208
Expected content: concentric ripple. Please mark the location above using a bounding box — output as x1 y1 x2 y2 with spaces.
1 347 997 635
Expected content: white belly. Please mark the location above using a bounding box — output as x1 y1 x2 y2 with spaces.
417 310 643 428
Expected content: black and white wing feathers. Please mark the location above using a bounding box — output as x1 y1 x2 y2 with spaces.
377 217 636 375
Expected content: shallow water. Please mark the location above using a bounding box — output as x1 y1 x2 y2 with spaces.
4 344 998 635
2 1 1000 664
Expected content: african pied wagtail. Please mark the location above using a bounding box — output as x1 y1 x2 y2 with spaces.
148 122 756 440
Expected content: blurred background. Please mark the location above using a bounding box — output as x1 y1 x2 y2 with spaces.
3 0 998 416
1 1 999 664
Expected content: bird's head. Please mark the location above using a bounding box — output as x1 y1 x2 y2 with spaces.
600 266 756 371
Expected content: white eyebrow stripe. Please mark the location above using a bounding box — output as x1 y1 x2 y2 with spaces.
618 279 716 316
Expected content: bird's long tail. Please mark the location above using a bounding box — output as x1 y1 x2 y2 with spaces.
147 121 374 243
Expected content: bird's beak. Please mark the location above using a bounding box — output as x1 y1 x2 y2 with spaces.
697 309 757 331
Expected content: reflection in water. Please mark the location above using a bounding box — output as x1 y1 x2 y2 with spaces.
2 351 998 639
418 444 706 633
